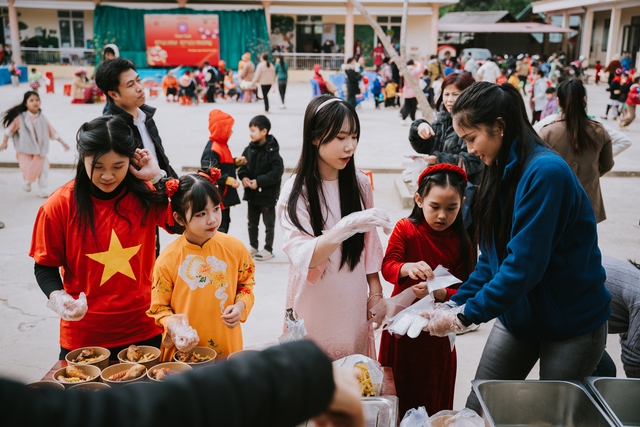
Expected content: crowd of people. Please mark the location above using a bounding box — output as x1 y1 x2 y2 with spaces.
0 45 639 426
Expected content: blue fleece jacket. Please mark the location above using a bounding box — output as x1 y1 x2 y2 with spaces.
452 141 611 341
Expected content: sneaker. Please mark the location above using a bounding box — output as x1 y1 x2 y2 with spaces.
600 116 608 120
279 105 286 109
37 189 49 199
254 249 274 261
22 181 32 192
249 247 258 256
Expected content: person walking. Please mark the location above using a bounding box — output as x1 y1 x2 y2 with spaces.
275 55 289 109
252 54 276 113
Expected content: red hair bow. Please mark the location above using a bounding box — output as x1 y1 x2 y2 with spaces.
165 178 180 226
198 167 222 184
418 163 468 185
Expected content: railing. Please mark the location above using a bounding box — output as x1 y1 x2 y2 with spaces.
276 53 345 70
21 47 95 66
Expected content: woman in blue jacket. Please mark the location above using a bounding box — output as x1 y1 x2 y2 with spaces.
425 82 611 412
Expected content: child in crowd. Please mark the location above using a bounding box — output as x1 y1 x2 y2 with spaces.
384 80 399 108
278 95 391 360
507 70 520 89
224 69 240 101
200 109 246 233
603 69 623 120
595 60 602 85
30 115 175 360
497 68 508 85
540 86 558 120
371 69 384 109
148 168 255 360
379 164 474 417
9 62 20 87
1 91 69 198
237 115 284 261
28 68 48 92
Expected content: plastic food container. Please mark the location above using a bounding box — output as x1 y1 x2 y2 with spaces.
53 364 101 390
173 346 217 368
117 345 161 369
147 362 192 382
101 363 147 388
65 347 111 371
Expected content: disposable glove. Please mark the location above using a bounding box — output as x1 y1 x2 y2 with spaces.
323 208 392 245
422 303 473 337
163 313 200 352
47 290 88 321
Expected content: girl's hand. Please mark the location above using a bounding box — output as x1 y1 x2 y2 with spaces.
222 301 245 328
367 294 383 320
248 179 258 190
412 282 429 299
433 288 447 302
241 177 251 187
0 139 8 151
60 140 70 151
401 261 434 281
417 122 435 140
129 149 161 181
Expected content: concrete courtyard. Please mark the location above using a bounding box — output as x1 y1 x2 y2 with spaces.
0 75 638 409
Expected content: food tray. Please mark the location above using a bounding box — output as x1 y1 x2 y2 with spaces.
586 377 640 427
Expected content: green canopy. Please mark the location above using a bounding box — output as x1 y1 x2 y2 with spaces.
93 5 269 69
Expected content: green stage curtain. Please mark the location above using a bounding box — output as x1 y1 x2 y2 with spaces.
93 5 269 69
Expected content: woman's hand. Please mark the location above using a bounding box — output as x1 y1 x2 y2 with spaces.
401 261 434 281
412 282 429 299
417 122 435 140
129 148 161 181
248 179 258 190
312 366 365 427
0 138 8 151
59 139 70 151
367 294 383 320
222 301 245 328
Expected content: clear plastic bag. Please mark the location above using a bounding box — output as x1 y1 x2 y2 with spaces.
368 287 417 330
333 354 384 397
400 406 430 427
279 308 308 344
429 409 484 427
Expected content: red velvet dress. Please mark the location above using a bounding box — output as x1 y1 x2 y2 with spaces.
379 218 472 417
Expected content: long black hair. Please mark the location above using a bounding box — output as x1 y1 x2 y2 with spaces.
452 82 548 261
557 79 598 155
2 91 39 128
74 116 164 234
286 95 365 271
408 168 472 276
169 168 223 224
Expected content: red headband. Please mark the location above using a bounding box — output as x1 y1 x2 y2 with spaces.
198 168 222 184
418 163 468 185
165 178 180 226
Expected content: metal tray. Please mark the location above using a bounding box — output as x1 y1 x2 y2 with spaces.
299 395 398 427
586 377 640 427
472 379 614 427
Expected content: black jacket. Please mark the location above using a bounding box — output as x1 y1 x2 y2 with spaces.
345 67 361 97
200 142 241 208
237 135 284 207
1 341 335 427
105 103 177 178
408 113 483 184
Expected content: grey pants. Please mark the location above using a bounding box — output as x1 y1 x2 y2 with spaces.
466 319 607 413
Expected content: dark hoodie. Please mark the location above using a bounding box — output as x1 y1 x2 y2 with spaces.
237 134 284 207
200 109 241 207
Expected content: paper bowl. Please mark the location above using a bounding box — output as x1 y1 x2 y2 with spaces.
147 362 192 382
173 346 217 367
27 381 66 391
65 347 111 371
101 363 147 388
53 364 101 389
227 349 258 361
68 382 111 392
117 345 161 369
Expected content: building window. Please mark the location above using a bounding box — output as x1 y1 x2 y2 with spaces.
376 16 401 48
58 10 85 48
296 15 323 52
602 19 610 51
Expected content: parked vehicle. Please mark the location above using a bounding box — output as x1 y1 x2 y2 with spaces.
461 48 492 65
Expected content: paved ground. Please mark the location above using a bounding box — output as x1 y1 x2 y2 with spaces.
0 77 638 410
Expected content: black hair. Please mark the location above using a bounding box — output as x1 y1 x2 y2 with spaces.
408 169 472 276
347 57 356 64
95 57 137 103
452 82 548 261
556 79 599 155
31 68 36 73
2 91 39 128
262 53 271 68
74 116 167 236
545 86 556 94
407 59 415 66
286 95 365 271
249 115 271 133
435 72 475 111
536 69 545 77
103 47 115 59
169 168 222 225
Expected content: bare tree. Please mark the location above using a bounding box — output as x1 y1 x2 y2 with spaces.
346 0 434 121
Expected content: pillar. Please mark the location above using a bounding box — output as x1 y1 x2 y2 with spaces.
581 7 594 67
262 1 272 36
429 4 439 56
605 6 622 66
8 0 21 65
345 2 354 62
561 11 570 55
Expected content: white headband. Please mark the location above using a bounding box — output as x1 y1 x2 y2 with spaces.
315 97 342 113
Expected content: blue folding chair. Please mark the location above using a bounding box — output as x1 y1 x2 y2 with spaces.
310 79 322 97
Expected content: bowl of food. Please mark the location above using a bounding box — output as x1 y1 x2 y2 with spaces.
226 349 258 361
65 347 110 371
147 362 192 382
68 382 111 392
101 363 147 388
27 381 66 391
53 364 101 389
173 347 217 368
117 345 160 369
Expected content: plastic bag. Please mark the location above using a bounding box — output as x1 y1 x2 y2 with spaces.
333 354 384 396
429 409 484 427
400 406 430 427
387 294 435 338
278 308 308 344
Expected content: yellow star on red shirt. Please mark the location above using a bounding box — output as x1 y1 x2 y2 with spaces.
86 230 141 286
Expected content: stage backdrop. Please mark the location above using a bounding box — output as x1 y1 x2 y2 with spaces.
144 14 220 67
93 5 268 69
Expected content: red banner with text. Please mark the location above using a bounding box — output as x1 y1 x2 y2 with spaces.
144 14 220 67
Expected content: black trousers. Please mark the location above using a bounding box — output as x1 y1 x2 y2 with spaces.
206 85 217 103
278 79 287 103
220 208 231 234
60 334 162 361
401 97 418 120
261 85 272 111
248 203 276 252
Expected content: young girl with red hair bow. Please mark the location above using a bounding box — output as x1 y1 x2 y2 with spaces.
147 167 255 361
379 163 475 416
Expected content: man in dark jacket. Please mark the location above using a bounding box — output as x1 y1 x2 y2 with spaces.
203 60 221 103
344 57 362 108
237 115 284 261
95 57 177 179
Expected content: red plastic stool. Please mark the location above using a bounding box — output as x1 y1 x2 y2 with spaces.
180 96 192 106
360 169 374 190
149 88 158 98
63 84 72 96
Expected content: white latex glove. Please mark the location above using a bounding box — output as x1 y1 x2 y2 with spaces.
163 314 200 352
421 303 472 337
324 208 392 245
47 290 88 321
